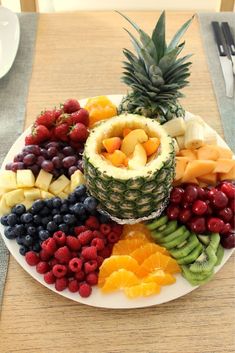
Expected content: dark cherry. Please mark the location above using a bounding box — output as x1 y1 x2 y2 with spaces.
166 205 180 220
207 217 225 233
170 187 184 204
189 217 206 234
217 207 233 222
220 233 235 249
192 200 207 216
178 208 192 223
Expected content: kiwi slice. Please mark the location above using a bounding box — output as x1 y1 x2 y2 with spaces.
163 230 190 250
177 243 203 265
146 216 168 231
197 234 210 246
189 244 217 274
160 225 186 244
215 244 224 266
170 233 200 259
182 265 214 286
208 233 220 253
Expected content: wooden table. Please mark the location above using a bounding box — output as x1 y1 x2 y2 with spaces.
0 12 234 353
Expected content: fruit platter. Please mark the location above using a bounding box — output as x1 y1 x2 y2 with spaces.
0 13 234 309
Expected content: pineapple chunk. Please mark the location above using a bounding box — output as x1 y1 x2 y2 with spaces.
0 196 11 216
17 170 35 188
35 169 53 191
64 183 71 194
57 191 67 199
5 189 25 207
24 188 41 201
0 170 17 190
41 190 54 199
70 170 86 192
49 175 70 195
163 117 186 137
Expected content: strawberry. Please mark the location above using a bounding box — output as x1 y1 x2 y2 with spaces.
71 109 89 126
25 125 50 145
54 123 69 141
25 134 38 145
35 110 56 128
69 123 89 142
56 113 73 126
63 99 80 114
53 108 63 120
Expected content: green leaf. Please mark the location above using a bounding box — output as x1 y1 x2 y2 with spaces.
167 15 194 51
152 11 166 61
124 28 142 58
158 47 179 74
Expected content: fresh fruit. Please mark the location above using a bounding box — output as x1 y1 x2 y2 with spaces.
54 123 69 142
142 138 160 157
71 109 89 126
121 129 148 156
85 95 117 127
35 169 53 191
128 143 147 170
63 98 80 113
138 252 181 277
197 145 220 161
112 238 149 255
69 123 89 142
103 137 122 154
124 282 161 298
182 160 216 182
118 12 193 123
184 119 205 149
83 114 175 220
163 118 186 137
49 175 70 195
0 170 17 190
175 157 189 181
35 110 56 128
105 150 127 167
130 243 169 264
101 269 139 293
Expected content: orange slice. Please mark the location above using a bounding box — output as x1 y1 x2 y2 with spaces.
101 269 139 293
138 252 181 277
143 270 176 285
124 282 161 299
130 243 169 264
122 223 151 239
112 238 148 255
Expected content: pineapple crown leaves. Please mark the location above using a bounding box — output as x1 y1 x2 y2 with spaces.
117 11 194 101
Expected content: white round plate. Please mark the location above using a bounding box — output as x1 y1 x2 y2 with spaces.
0 94 234 309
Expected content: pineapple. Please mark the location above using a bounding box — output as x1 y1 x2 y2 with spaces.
118 11 193 123
83 114 175 222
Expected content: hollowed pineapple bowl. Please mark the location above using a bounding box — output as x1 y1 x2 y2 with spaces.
83 114 175 223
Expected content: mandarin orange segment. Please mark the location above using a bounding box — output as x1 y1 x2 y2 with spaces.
122 223 151 239
103 137 122 153
143 137 160 157
105 150 127 167
143 270 176 285
164 257 181 274
124 282 161 299
112 238 148 255
138 252 180 277
98 255 140 286
130 243 169 264
101 269 139 293
122 230 149 241
123 128 132 137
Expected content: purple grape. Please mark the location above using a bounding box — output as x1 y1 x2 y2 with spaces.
77 159 84 173
47 147 58 157
52 169 60 178
13 153 24 162
23 153 36 166
40 148 49 158
45 142 59 149
36 155 45 166
27 164 40 175
41 160 54 173
57 152 65 160
68 166 78 176
5 163 13 170
11 162 24 172
63 146 75 156
52 156 62 169
23 145 41 156
62 156 76 168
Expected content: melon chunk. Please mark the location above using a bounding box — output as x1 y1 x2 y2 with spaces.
179 149 197 161
212 146 233 159
197 145 219 161
198 173 217 185
214 159 235 173
175 157 189 181
219 165 235 181
182 160 216 182
183 178 199 185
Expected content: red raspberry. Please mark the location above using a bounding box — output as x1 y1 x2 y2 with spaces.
77 230 93 245
71 251 78 258
86 272 98 285
108 232 120 244
75 270 85 282
41 238 57 255
25 251 40 266
91 237 105 251
49 258 59 268
39 249 52 261
84 260 98 274
93 230 105 239
69 257 83 272
68 279 79 293
54 246 72 264
79 282 92 298
97 255 104 267
55 277 68 291
111 223 123 236
44 271 56 284
74 225 88 235
85 216 100 230
53 231 66 246
36 261 50 274
100 224 111 235
52 264 67 278
66 236 81 251
98 246 112 259
82 246 97 260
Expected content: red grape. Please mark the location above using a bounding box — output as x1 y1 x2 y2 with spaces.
47 147 58 157
183 185 198 203
197 187 207 200
207 217 224 233
189 217 206 233
36 155 45 166
62 156 76 168
179 208 192 223
11 162 24 171
207 188 217 200
217 207 233 222
211 191 228 209
220 233 235 249
52 156 62 169
170 187 184 204
220 223 232 236
63 146 75 156
5 163 13 170
68 166 78 176
219 182 235 199
166 205 180 220
229 199 235 213
23 154 36 166
77 159 84 173
23 145 41 156
41 160 54 173
192 200 207 216
13 153 24 162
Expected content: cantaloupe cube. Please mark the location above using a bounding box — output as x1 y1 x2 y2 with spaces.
212 145 233 159
175 157 189 181
179 149 197 161
219 165 235 181
41 190 54 199
5 189 25 207
198 173 217 185
0 170 17 190
17 170 35 188
182 160 216 182
70 170 86 192
214 159 235 173
49 175 70 195
0 196 11 216
35 169 53 191
24 188 41 201
196 145 220 161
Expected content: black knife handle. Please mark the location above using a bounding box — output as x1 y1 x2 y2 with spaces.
221 22 235 56
211 21 227 56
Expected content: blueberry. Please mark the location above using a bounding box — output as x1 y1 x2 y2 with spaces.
47 221 57 232
83 196 98 212
4 226 17 239
20 213 33 224
33 214 42 225
39 230 50 241
24 235 33 246
72 203 86 217
60 204 69 214
45 198 54 209
74 185 86 198
11 204 26 216
52 197 62 208
16 236 25 245
51 208 59 216
32 199 45 212
32 242 41 252
1 215 9 226
53 214 63 225
14 224 26 236
41 216 52 226
63 214 76 225
6 213 18 226
67 193 77 204
19 245 28 256
27 226 37 236
37 225 44 233
58 223 69 233
80 194 88 203
39 207 50 216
